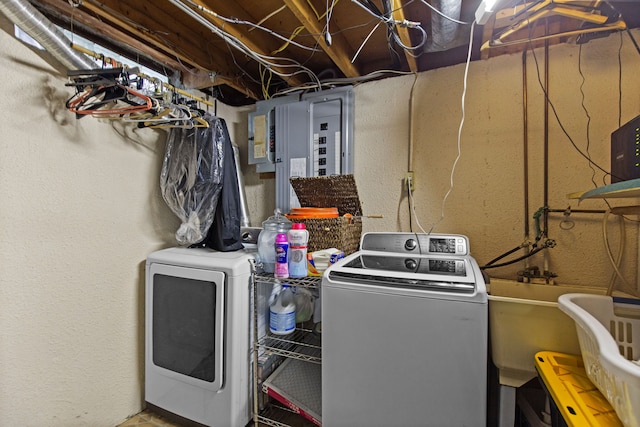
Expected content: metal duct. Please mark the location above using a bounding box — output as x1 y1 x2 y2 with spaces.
0 0 94 70
426 0 463 52
232 142 251 228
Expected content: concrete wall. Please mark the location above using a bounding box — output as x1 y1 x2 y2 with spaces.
0 18 244 426
350 31 640 289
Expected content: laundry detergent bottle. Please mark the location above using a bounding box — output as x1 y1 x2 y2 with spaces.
274 233 289 279
269 284 296 335
287 223 309 278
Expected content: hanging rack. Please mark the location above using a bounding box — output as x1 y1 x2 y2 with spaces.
65 66 158 118
482 0 627 50
69 43 216 108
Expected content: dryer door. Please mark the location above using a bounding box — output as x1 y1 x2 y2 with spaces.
147 263 225 392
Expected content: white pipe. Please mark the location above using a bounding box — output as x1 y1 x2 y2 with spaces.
0 0 94 70
232 142 251 228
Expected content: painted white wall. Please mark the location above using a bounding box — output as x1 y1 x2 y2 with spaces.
0 17 244 426
351 30 640 291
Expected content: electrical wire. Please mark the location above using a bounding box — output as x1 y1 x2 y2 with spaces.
350 0 427 58
352 21 383 63
170 0 323 89
272 26 306 54
250 5 287 32
530 53 613 177
182 0 322 53
392 25 428 53
617 30 623 128
577 44 601 192
407 72 418 232
602 209 633 295
269 68 415 97
428 21 476 234
524 11 617 180
408 178 427 234
172 3 312 73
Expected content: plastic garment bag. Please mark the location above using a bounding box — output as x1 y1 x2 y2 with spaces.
160 114 223 245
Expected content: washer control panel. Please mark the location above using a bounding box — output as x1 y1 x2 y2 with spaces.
360 232 469 256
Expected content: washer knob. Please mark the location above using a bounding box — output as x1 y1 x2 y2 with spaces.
404 258 417 270
404 238 417 251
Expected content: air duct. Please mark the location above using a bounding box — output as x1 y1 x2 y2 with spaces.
232 142 251 228
426 0 464 52
0 0 94 70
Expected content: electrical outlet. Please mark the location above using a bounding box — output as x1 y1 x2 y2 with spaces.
404 172 415 192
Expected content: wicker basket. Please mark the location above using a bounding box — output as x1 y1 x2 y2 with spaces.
289 175 362 255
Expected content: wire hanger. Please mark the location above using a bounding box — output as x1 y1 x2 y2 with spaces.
66 82 154 118
65 46 217 127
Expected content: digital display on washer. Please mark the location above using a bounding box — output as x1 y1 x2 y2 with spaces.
343 255 466 276
429 259 464 274
428 238 457 254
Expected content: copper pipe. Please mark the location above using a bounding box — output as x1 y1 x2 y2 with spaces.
543 20 550 275
523 49 530 240
546 208 606 214
523 48 531 268
543 20 550 237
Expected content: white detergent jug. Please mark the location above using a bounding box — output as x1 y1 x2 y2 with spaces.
269 284 295 335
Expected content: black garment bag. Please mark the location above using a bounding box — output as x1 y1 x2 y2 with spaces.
200 117 244 252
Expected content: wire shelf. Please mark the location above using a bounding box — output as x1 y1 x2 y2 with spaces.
254 272 322 290
259 329 322 364
252 271 323 426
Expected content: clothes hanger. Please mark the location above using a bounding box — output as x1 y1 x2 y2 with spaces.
66 83 154 117
66 66 155 117
482 0 627 50
65 63 213 127
135 104 198 129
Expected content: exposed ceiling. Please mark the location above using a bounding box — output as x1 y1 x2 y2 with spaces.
23 0 640 106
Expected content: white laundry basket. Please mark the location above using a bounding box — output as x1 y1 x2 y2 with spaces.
558 293 640 427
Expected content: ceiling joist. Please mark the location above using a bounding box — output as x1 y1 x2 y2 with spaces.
36 0 260 99
391 0 418 72
18 0 639 106
283 0 361 78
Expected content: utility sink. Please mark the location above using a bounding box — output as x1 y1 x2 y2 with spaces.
487 278 612 387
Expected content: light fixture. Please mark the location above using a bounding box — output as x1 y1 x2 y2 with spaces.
475 0 501 25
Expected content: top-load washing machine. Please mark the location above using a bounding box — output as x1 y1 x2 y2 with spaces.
322 232 488 427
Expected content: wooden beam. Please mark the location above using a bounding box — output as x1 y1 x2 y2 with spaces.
391 0 418 72
35 0 259 99
283 0 361 78
186 0 307 87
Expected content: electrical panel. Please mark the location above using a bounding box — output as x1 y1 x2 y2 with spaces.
248 86 354 212
277 86 354 212
248 94 299 173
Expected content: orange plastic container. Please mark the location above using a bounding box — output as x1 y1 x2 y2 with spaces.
286 207 339 219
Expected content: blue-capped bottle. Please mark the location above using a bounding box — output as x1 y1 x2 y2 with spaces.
269 284 296 335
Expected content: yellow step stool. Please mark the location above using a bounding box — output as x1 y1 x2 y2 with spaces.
534 351 623 427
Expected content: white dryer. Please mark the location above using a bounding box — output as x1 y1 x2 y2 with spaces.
322 233 488 427
145 247 257 427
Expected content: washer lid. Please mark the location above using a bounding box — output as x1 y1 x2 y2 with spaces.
328 252 479 293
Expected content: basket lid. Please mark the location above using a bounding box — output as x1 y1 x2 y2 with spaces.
289 175 362 216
